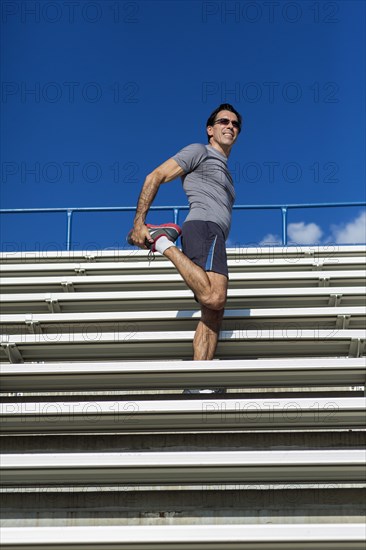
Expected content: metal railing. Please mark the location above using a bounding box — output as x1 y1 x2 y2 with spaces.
1 202 365 250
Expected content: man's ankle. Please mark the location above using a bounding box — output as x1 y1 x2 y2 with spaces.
163 243 180 257
155 236 175 255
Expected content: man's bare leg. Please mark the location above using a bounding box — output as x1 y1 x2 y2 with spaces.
164 252 228 393
178 268 227 393
164 246 227 311
193 305 225 360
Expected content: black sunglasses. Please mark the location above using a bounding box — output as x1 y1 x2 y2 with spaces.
213 117 241 130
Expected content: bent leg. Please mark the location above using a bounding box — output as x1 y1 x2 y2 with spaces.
181 265 228 394
186 283 226 393
164 246 227 310
192 272 227 359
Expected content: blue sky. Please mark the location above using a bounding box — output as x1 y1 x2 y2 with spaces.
1 0 365 252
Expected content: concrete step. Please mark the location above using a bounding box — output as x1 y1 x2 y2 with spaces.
1 486 365 528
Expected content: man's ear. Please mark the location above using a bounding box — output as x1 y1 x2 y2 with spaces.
207 125 213 138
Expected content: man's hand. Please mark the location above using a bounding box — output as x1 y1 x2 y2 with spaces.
129 158 184 248
129 224 153 249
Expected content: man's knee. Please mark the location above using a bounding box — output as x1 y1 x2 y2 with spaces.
201 290 227 311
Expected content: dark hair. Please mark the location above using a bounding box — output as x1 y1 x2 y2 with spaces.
206 103 242 143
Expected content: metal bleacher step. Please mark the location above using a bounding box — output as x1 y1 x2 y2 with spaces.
1 523 365 550
1 306 365 334
1 357 364 393
2 449 365 487
1 328 365 363
1 286 365 313
0 244 365 544
1 270 365 293
1 396 365 434
1 255 365 276
1 244 365 264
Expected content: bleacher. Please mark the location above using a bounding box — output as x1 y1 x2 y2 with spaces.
1 245 365 549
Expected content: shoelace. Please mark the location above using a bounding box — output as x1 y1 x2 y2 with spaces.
147 249 155 264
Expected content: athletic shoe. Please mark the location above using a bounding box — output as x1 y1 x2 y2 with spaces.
127 223 182 252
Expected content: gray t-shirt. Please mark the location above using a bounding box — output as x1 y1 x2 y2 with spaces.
172 143 235 239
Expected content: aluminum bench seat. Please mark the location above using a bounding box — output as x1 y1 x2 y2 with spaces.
1 306 365 335
1 329 365 363
1 397 365 434
1 287 365 314
1 244 365 263
1 449 364 486
1 523 365 550
1 357 364 392
1 270 365 294
2 256 365 277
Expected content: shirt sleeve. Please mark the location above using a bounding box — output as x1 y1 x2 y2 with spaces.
172 143 208 174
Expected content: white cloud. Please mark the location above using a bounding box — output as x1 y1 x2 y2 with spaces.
258 211 366 247
259 233 282 246
287 222 323 244
330 211 366 244
259 223 323 246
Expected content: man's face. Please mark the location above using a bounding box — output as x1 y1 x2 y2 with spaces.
207 110 241 149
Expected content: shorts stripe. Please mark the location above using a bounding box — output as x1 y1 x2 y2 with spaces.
205 235 217 271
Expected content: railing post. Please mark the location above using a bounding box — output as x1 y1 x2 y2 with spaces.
281 206 288 246
66 209 73 251
174 208 179 225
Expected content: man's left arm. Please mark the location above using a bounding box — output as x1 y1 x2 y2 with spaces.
130 158 185 248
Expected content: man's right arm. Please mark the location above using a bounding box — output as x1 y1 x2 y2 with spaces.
129 158 185 248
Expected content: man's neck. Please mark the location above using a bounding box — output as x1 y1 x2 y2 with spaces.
208 141 232 158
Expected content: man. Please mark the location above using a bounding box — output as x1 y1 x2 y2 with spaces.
128 103 242 392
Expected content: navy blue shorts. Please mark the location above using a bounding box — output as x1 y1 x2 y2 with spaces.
180 220 229 278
